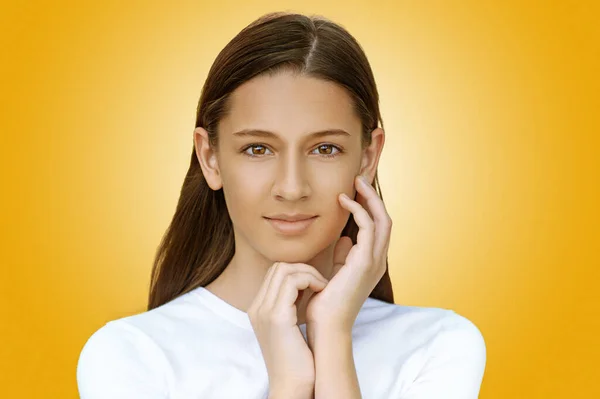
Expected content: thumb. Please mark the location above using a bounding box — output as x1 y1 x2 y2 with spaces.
331 236 353 279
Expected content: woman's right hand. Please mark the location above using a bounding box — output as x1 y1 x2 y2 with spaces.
247 261 329 397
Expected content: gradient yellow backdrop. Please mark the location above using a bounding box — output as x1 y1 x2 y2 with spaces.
1 1 598 398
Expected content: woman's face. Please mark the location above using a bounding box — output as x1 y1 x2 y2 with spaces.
195 71 384 264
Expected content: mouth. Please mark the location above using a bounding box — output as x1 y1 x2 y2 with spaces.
263 216 318 235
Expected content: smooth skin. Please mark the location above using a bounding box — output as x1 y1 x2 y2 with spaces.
306 173 392 333
194 70 389 397
250 174 392 398
307 174 392 399
247 262 328 397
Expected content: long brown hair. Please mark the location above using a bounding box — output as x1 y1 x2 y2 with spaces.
147 11 394 310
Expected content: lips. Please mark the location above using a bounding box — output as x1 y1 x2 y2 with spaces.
265 214 317 221
264 216 318 235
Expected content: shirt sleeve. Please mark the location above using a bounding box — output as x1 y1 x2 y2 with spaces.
400 312 487 399
76 320 171 399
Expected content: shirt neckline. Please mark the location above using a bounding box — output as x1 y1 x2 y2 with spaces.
192 286 377 332
193 286 307 331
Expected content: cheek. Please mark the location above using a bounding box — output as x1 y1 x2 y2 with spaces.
328 163 359 194
220 170 264 222
314 169 355 201
221 163 355 226
313 182 353 230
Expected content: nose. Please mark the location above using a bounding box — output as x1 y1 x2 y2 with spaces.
272 151 312 201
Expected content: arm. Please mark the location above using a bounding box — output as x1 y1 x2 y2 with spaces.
307 324 362 399
268 387 314 399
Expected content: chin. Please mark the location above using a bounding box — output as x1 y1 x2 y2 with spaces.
261 236 334 265
265 246 318 264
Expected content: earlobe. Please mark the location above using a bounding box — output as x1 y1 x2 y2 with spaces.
193 127 223 190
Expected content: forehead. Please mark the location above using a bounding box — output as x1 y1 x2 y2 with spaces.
219 72 361 139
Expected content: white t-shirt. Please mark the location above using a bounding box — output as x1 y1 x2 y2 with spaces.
77 286 486 398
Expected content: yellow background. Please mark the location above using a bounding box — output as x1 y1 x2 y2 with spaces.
1 1 598 397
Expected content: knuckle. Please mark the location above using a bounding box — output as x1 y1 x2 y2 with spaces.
300 263 318 275
278 262 292 274
376 260 387 276
256 306 270 321
368 257 378 271
369 221 376 233
282 274 295 286
254 309 265 320
268 310 287 325
385 222 392 233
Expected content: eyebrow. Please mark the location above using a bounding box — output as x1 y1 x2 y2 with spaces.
232 128 351 140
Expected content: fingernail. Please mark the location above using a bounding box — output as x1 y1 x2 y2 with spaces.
359 175 369 185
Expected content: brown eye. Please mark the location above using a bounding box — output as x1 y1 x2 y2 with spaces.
243 144 272 157
251 145 266 155
318 145 332 154
311 144 342 158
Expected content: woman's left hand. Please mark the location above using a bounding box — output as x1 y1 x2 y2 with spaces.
305 174 393 333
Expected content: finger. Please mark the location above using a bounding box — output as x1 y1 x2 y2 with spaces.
339 191 374 263
249 261 280 313
331 235 353 278
353 186 373 220
354 175 393 259
274 272 328 313
262 263 327 309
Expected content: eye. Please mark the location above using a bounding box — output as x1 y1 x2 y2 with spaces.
241 143 344 158
242 144 273 157
311 144 343 158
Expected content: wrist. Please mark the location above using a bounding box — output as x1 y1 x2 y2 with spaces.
312 324 352 337
308 327 353 363
268 384 313 399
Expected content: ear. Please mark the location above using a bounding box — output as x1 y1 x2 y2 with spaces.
194 127 223 190
359 127 385 183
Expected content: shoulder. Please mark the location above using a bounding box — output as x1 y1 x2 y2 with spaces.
358 297 459 338
437 310 487 357
409 309 486 397
362 297 485 347
76 294 197 399
424 308 487 374
77 318 168 364
77 319 174 398
359 299 486 397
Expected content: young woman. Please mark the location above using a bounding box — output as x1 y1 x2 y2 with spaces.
77 11 486 399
